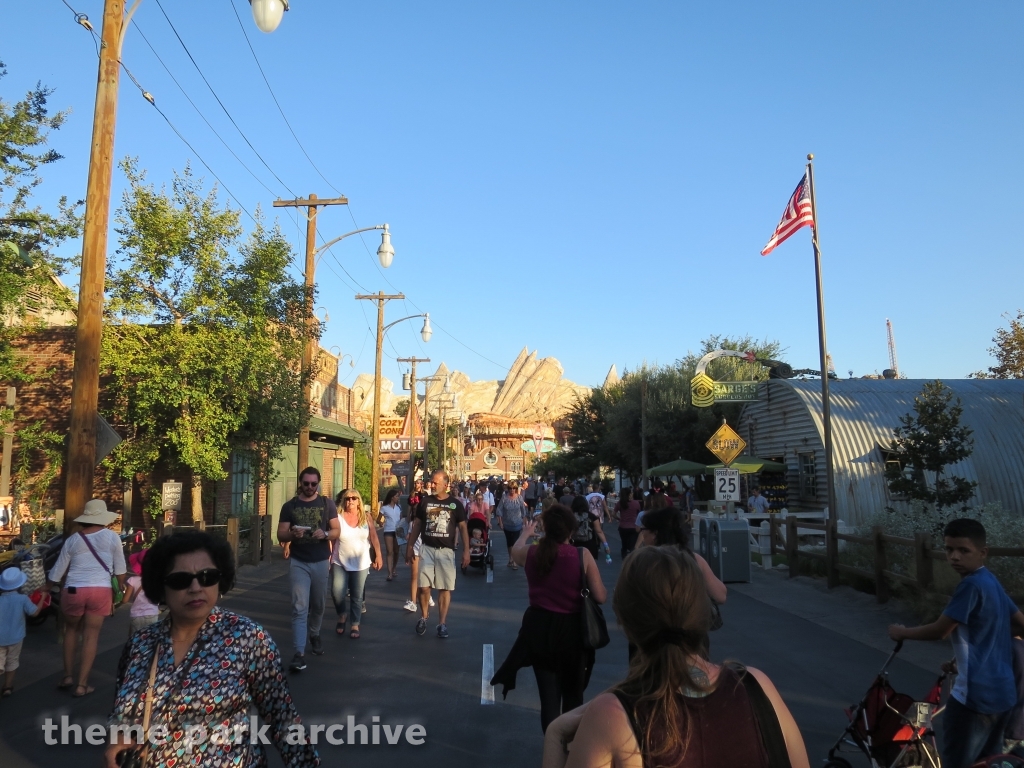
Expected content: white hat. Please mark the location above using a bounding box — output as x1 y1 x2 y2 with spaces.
0 567 28 591
73 499 119 527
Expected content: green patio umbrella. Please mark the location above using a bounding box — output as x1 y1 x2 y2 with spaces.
705 455 787 474
646 458 708 477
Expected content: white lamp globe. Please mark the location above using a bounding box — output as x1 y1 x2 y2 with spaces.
250 0 288 34
420 314 433 343
377 225 395 269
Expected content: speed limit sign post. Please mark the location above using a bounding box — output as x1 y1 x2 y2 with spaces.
714 469 740 503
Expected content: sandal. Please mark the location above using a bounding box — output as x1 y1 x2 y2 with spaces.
72 685 95 698
1 687 12 698
336 619 346 636
57 676 74 690
386 574 393 582
350 627 360 639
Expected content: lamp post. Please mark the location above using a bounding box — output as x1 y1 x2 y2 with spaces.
353 293 431 514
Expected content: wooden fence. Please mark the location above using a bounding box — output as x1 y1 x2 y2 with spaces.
765 516 1024 603
163 515 272 567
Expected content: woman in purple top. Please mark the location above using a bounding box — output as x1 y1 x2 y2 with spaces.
490 504 607 733
616 487 642 558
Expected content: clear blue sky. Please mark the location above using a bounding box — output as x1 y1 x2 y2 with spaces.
5 1 1023 391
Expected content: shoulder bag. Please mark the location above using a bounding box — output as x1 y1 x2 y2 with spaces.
80 532 124 610
115 649 160 768
577 547 610 650
740 670 793 768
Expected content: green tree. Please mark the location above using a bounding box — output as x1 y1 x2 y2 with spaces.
970 310 1024 379
102 160 316 520
885 380 976 510
352 441 372 502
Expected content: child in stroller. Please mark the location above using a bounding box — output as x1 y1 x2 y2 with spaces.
463 513 493 573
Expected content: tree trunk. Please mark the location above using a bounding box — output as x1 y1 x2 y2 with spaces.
191 474 203 523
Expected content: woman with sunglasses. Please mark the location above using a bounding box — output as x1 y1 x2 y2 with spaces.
106 531 318 767
378 489 403 581
332 489 383 639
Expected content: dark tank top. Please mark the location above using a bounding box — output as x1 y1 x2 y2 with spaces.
613 666 772 768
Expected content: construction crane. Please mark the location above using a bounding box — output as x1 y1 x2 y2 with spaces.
884 319 900 379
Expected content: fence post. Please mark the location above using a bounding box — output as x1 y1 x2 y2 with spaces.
915 531 933 591
873 525 889 603
787 515 799 578
262 514 273 562
227 517 240 567
249 516 260 566
193 519 205 532
826 518 839 589
769 515 779 559
758 521 772 568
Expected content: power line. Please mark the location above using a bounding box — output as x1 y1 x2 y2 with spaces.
152 0 297 197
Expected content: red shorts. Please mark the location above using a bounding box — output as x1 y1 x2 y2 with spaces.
61 586 112 617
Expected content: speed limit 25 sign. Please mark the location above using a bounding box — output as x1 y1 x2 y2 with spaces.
714 468 740 502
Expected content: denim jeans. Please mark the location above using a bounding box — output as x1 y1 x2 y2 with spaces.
289 558 329 655
331 566 368 624
941 696 1011 768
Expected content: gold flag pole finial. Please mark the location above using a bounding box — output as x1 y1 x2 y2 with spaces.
807 153 814 161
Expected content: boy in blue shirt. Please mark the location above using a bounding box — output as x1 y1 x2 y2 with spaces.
889 518 1024 768
0 567 49 697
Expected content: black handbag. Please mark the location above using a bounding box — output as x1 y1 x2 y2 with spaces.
709 599 724 631
577 547 610 650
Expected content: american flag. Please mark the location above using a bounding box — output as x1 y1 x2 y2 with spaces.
760 172 814 256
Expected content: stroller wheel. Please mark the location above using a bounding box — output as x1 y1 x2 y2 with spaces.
823 759 852 768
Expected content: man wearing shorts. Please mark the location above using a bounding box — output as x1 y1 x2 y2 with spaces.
406 470 469 639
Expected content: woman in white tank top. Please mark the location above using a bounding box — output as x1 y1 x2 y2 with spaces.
330 489 382 639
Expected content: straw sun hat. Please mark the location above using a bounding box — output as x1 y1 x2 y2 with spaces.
73 498 119 527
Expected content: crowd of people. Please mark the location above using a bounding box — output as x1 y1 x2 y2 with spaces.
1 470 1023 768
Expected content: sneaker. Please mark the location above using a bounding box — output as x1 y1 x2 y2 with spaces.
437 623 449 639
362 605 367 614
415 618 427 636
289 653 306 673
403 600 417 612
429 596 435 607
309 635 324 656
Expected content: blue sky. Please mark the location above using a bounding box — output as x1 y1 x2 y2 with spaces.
5 1 1023 391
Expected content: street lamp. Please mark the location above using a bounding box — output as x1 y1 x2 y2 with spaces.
354 293 432 513
250 0 290 33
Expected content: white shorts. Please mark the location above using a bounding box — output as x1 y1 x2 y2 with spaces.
418 545 456 591
0 640 23 672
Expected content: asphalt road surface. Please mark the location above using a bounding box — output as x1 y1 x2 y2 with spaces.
0 527 942 767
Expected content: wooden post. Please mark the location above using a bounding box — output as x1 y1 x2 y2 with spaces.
915 531 933 590
193 519 205 531
0 387 15 499
19 522 34 544
873 525 889 603
262 514 273 562
826 518 839 589
249 517 261 565
769 515 779 557
787 515 799 578
227 517 240 567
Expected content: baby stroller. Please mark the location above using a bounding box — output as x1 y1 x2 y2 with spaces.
825 640 946 768
462 514 493 574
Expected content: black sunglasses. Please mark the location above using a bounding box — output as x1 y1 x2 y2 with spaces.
163 568 222 591
300 480 319 487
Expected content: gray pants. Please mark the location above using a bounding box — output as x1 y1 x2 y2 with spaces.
289 558 329 654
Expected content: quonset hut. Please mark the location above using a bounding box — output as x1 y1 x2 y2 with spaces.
736 379 1024 527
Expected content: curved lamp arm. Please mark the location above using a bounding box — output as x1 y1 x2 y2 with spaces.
315 224 393 268
384 313 432 342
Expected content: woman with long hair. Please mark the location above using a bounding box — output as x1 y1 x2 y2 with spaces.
542 546 809 768
496 480 528 570
379 488 403 581
638 506 726 605
468 490 491 528
331 489 383 639
616 487 642 558
569 496 610 562
491 504 607 733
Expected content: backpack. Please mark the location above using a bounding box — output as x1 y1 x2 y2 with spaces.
588 494 604 520
573 510 593 542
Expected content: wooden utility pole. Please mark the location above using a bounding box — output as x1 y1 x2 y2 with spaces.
64 0 127 531
397 357 430 498
273 194 348 472
1 388 15 499
355 292 404 514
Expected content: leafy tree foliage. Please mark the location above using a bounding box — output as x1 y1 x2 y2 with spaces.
102 160 316 520
885 380 976 510
557 336 784 484
970 311 1024 379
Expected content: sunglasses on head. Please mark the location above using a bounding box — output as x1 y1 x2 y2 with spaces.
163 568 222 591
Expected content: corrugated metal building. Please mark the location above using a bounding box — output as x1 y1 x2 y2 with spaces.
737 379 1024 526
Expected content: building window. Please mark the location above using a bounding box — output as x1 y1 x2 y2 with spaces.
333 458 346 493
464 461 472 472
231 452 254 521
798 452 817 500
510 461 522 474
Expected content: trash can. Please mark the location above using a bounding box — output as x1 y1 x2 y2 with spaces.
707 519 751 583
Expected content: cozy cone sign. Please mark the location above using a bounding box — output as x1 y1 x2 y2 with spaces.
379 406 425 453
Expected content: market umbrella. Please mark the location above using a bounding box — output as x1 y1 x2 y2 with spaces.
705 455 787 474
646 458 708 477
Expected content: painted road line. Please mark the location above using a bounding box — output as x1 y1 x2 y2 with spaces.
481 644 495 705
486 566 494 583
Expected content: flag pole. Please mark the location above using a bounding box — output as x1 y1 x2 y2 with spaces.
806 153 839 588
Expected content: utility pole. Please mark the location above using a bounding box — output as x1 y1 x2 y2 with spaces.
64 0 127 530
355 292 404 514
418 375 444 478
640 378 649 491
1 388 15 500
397 357 430 499
273 193 348 473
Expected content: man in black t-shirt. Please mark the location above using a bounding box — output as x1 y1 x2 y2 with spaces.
405 469 469 639
277 467 340 672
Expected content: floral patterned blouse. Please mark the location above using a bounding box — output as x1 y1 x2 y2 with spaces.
110 607 319 767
